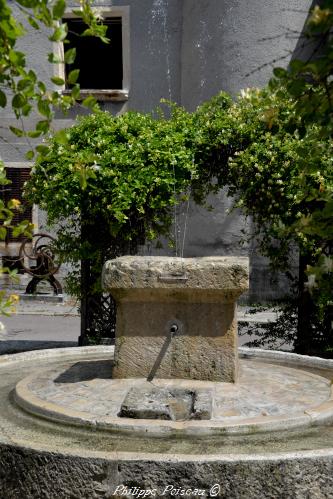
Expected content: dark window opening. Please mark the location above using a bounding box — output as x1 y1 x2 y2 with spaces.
65 17 123 90
2 168 32 243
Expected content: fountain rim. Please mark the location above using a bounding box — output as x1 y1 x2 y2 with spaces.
1 346 333 463
8 346 333 438
2 344 333 372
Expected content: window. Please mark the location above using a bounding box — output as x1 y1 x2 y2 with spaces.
2 167 32 243
66 18 123 90
54 7 130 102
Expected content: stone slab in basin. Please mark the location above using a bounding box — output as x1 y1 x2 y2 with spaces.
118 384 212 421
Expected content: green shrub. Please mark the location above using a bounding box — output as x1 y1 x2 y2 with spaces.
25 108 199 297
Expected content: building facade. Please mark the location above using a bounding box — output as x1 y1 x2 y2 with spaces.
0 0 313 300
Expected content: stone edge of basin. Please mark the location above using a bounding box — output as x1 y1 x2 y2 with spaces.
102 256 249 295
3 345 332 370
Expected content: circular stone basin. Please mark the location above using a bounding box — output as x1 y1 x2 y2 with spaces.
1 347 333 498
14 352 333 435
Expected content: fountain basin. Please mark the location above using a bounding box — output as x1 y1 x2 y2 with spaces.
0 347 333 497
13 354 333 436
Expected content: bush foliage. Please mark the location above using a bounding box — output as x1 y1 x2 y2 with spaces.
26 108 200 297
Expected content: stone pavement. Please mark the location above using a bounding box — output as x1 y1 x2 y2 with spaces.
14 295 79 316
0 295 79 354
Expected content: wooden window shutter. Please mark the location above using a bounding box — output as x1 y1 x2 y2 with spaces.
3 167 32 243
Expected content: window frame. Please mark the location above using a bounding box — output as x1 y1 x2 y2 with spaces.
53 6 130 102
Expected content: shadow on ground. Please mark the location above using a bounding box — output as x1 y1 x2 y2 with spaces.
0 340 77 355
54 360 113 383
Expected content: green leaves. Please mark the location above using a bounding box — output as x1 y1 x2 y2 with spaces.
12 93 26 108
37 99 52 118
71 84 80 100
82 95 97 110
9 126 24 137
52 0 66 20
11 220 34 239
64 48 76 65
27 16 40 30
51 76 65 86
0 0 120 319
17 78 32 91
9 49 25 66
54 129 69 145
273 67 288 79
36 144 49 155
49 23 67 42
48 52 62 64
25 150 35 160
68 69 80 85
24 108 199 300
0 227 7 240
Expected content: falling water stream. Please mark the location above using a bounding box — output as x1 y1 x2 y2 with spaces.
149 0 172 102
149 1 184 258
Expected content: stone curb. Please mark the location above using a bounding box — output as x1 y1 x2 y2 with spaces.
239 347 333 369
0 340 77 355
14 311 79 316
0 345 114 366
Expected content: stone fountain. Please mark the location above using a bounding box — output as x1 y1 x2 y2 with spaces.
105 256 246 422
0 255 333 497
108 256 245 382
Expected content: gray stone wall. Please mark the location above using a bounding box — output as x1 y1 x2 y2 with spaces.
1 0 313 300
1 444 333 499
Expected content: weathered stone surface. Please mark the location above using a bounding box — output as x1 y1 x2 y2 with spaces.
192 389 213 420
1 444 333 499
15 358 331 435
103 256 249 382
119 384 212 421
113 301 239 381
119 384 195 421
103 255 249 298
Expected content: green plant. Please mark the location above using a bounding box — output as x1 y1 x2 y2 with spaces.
238 301 297 351
188 78 333 355
0 162 33 322
0 0 104 153
25 108 199 299
0 0 114 325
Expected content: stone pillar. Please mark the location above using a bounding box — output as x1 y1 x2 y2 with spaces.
103 256 249 382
